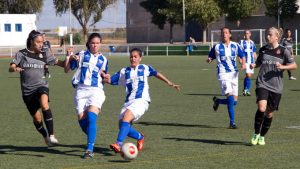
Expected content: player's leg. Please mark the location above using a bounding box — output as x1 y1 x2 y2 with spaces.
39 87 58 144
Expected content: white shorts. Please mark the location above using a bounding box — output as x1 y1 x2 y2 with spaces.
217 72 238 96
74 84 105 114
119 99 149 121
244 63 254 74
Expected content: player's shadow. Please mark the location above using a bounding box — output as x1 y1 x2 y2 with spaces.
184 92 220 96
0 145 81 157
137 121 218 128
165 137 249 146
56 144 115 156
290 89 300 91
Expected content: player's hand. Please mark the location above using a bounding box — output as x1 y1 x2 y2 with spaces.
250 64 256 69
168 82 181 91
15 67 24 72
206 58 212 63
241 64 246 70
66 47 73 56
101 72 111 83
276 62 283 70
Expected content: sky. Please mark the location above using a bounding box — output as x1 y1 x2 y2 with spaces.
36 0 126 30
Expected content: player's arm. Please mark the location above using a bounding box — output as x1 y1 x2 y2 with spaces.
9 63 23 72
237 44 246 70
276 49 297 70
207 45 216 63
155 72 180 91
64 48 79 73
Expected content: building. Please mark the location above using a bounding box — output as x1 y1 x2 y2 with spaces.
0 14 37 46
127 1 300 43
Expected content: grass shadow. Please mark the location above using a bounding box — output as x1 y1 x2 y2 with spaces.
184 93 220 96
57 144 115 156
165 137 249 146
137 121 219 128
290 89 300 91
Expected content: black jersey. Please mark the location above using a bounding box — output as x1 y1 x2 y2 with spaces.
11 49 56 96
256 45 295 93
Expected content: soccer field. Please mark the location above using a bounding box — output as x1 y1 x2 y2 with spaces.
0 56 299 169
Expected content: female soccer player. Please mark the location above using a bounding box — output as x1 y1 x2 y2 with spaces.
250 27 297 145
207 27 246 129
64 33 108 158
239 30 257 96
282 29 296 80
102 48 180 153
9 30 65 146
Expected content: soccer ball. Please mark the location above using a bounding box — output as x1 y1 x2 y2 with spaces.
121 142 138 160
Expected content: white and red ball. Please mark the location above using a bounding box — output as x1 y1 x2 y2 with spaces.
121 142 138 160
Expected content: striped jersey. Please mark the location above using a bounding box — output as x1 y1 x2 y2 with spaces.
239 39 257 64
208 42 244 74
70 50 108 89
110 64 158 103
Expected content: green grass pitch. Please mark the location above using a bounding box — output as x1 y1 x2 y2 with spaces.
0 56 299 169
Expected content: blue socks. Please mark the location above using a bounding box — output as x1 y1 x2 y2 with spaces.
227 95 235 125
128 126 143 140
116 122 131 146
86 112 98 152
78 118 88 135
244 77 251 91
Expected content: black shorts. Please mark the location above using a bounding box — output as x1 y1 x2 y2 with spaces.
256 88 281 111
22 86 49 116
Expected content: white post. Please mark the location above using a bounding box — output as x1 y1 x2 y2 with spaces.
211 32 213 49
69 0 73 46
259 29 262 47
182 0 186 42
166 46 169 56
296 29 298 56
10 47 13 58
146 46 149 56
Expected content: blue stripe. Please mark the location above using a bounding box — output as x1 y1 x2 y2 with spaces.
91 55 104 87
230 44 238 72
219 44 231 73
125 67 132 102
79 51 91 84
147 65 157 76
111 71 120 85
135 65 145 99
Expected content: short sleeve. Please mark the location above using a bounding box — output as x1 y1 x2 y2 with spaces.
208 45 216 59
11 51 23 66
46 55 57 65
147 65 157 77
110 71 121 85
237 44 245 58
283 48 295 64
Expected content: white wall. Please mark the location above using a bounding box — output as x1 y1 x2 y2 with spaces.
0 14 36 46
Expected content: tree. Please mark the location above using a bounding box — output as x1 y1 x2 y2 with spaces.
186 0 221 42
264 0 299 27
140 0 183 43
218 0 261 27
0 0 43 14
53 0 116 40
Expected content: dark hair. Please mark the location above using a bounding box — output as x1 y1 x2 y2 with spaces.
26 30 42 49
86 33 102 50
130 48 143 57
221 27 231 34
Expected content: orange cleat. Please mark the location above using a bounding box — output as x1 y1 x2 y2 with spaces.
137 134 145 151
110 143 121 153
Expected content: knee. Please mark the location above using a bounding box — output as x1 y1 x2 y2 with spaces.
265 111 273 118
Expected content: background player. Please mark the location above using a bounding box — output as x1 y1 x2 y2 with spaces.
64 33 108 159
207 27 246 129
9 30 65 146
239 30 257 96
42 33 53 78
281 29 296 80
250 27 297 145
103 48 180 153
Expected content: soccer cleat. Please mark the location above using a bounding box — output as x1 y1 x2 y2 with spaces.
110 143 121 153
246 91 251 96
242 89 247 96
44 136 54 147
251 133 260 145
289 76 296 80
229 124 238 129
49 135 59 144
212 96 219 111
82 151 94 159
48 74 51 78
42 76 46 79
258 136 265 145
137 134 145 151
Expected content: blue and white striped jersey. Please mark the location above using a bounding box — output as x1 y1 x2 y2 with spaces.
110 64 158 103
239 40 256 64
70 50 108 89
208 42 244 74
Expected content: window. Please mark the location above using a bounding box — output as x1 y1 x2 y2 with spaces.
4 24 11 32
15 24 22 32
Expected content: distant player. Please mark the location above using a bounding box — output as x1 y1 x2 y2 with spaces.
42 33 53 78
239 30 257 96
207 27 246 129
281 29 296 80
102 48 180 153
9 30 65 146
250 27 297 145
64 33 108 159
